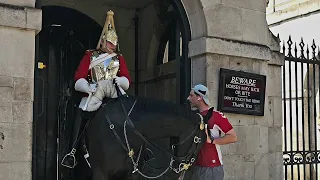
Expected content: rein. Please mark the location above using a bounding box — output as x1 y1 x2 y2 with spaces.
103 85 206 179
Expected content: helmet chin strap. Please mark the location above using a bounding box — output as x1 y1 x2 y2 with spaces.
102 39 107 49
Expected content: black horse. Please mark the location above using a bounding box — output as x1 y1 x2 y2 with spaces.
79 95 206 180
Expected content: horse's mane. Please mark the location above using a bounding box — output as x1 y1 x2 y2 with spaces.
123 96 200 122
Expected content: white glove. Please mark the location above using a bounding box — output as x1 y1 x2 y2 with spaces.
85 81 107 112
114 76 129 91
74 78 96 93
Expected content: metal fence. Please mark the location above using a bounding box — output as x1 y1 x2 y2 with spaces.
282 36 320 180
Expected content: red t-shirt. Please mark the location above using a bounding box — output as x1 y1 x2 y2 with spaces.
74 50 131 83
195 109 233 167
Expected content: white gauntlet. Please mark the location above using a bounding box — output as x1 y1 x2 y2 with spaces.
114 76 129 91
75 78 92 93
75 78 98 111
86 80 110 112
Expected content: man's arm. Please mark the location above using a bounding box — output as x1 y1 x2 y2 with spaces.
206 129 237 145
205 111 237 145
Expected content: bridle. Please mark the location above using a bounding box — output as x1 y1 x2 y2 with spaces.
102 85 206 179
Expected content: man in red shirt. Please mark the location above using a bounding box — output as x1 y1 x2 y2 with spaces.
187 84 237 180
74 10 131 112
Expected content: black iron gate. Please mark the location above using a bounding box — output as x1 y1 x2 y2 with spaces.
282 36 320 180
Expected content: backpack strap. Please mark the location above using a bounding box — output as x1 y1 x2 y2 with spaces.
204 107 214 124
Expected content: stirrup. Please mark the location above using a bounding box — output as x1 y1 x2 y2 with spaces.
61 148 77 169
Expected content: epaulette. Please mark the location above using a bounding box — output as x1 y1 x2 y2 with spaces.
86 49 100 53
86 49 104 59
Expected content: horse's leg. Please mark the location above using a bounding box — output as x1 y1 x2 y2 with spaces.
92 167 107 180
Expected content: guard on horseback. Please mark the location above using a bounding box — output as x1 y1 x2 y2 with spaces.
61 10 131 168
74 10 131 111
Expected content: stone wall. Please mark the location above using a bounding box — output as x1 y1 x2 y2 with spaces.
267 0 320 26
0 2 41 180
189 37 284 180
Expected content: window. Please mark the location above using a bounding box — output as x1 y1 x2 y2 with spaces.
157 18 182 65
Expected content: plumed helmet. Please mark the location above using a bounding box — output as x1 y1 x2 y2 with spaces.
97 10 118 49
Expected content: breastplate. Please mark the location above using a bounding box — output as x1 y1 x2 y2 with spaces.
90 54 120 82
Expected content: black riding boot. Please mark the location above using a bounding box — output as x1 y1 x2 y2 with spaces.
61 107 84 168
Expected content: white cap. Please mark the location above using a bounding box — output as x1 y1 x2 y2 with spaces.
192 84 211 106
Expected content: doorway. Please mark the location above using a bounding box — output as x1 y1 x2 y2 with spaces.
33 6 102 180
33 1 191 179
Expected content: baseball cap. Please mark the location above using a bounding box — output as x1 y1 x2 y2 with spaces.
192 84 211 106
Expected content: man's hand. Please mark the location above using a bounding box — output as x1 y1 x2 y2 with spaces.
213 129 237 145
205 127 237 145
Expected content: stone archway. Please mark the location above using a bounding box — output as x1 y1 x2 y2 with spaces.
180 0 207 40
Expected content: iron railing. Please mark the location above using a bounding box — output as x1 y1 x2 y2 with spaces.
282 35 320 180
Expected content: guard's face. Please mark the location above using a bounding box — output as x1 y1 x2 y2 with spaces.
101 40 116 53
187 90 200 109
106 41 116 52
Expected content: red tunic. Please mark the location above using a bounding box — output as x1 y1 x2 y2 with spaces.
74 50 131 83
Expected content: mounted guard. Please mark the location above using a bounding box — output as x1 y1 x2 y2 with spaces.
61 10 206 180
74 10 131 112
61 10 131 168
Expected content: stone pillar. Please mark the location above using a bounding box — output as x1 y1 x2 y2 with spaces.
0 1 41 180
186 1 284 179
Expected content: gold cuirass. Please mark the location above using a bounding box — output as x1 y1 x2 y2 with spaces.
90 53 120 82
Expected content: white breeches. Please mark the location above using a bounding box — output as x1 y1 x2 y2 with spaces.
78 80 125 112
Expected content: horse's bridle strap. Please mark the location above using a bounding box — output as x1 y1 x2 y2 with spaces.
103 112 128 151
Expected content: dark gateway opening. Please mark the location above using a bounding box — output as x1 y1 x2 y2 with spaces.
33 2 191 179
